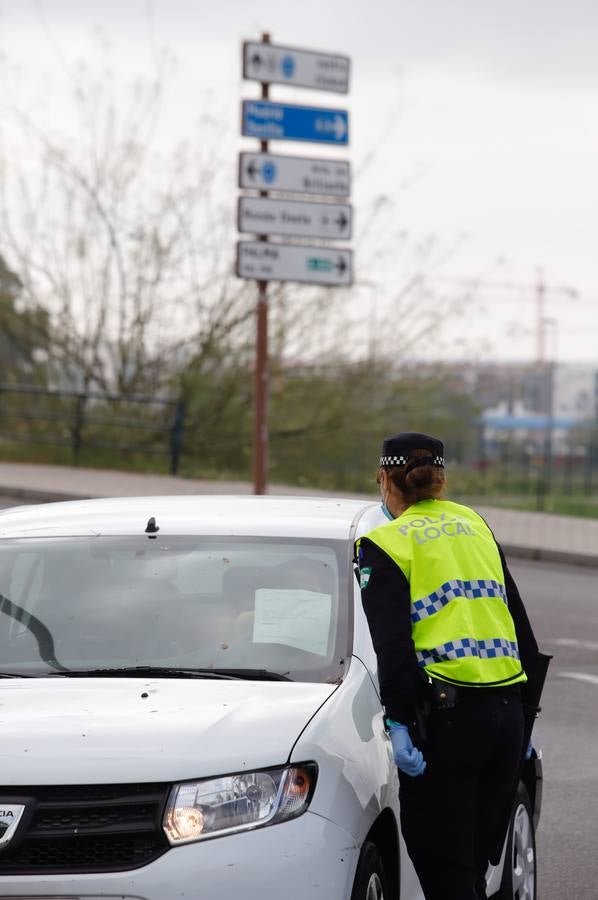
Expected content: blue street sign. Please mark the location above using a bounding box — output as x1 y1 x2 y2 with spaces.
241 100 349 145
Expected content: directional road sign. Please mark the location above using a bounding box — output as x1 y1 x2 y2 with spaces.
238 196 352 241
242 100 349 145
243 41 350 94
239 153 351 197
237 241 352 287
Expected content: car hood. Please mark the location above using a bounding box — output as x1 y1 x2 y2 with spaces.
0 677 337 784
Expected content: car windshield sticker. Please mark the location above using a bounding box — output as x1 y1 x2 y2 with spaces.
253 589 332 656
359 566 372 589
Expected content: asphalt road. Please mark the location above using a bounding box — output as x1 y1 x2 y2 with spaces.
509 557 598 900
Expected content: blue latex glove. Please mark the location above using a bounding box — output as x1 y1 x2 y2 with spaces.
387 722 427 777
525 739 534 760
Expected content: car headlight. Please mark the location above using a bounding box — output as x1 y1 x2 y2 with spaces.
162 763 317 844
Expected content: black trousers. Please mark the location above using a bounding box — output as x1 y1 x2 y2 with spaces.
398 688 524 900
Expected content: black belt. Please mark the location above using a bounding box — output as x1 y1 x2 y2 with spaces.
428 677 521 709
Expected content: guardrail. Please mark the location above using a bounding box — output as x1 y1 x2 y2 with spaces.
0 385 185 475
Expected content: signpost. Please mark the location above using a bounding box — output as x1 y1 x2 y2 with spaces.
242 100 349 145
243 41 350 93
237 242 352 287
238 197 352 241
238 34 352 495
239 153 350 196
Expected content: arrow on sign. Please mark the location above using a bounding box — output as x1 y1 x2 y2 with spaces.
246 161 258 179
336 212 349 231
315 113 347 141
305 255 349 276
334 115 347 141
251 53 263 68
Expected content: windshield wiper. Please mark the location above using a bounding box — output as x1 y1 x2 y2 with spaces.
44 666 292 681
209 668 292 682
0 593 69 672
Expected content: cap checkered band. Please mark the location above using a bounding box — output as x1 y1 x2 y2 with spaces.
379 455 408 466
379 455 445 467
411 579 507 624
416 637 520 667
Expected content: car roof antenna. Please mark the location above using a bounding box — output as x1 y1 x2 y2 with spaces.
145 516 160 538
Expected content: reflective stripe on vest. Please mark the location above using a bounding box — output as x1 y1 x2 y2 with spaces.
416 637 520 667
411 578 507 624
359 498 527 688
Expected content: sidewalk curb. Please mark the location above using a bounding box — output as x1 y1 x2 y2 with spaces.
3 483 598 570
0 485 81 504
501 543 598 570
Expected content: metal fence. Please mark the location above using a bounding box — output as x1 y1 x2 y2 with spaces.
2 383 598 514
0 385 186 475
449 440 598 517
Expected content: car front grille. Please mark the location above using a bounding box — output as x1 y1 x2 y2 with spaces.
0 783 171 874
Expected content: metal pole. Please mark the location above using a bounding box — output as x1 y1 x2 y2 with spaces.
536 270 546 367
253 32 271 495
254 280 268 494
541 358 554 506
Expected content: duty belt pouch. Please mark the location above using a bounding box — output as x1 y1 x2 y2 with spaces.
429 677 457 710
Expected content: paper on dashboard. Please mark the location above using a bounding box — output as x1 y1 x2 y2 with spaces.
253 589 332 656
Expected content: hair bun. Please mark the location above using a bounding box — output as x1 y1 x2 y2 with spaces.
405 465 436 490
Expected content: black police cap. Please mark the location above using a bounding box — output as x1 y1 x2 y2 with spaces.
379 432 445 468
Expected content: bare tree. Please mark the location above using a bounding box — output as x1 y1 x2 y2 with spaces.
0 48 258 397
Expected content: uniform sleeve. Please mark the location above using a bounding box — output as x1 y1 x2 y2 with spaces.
495 542 540 683
356 538 421 724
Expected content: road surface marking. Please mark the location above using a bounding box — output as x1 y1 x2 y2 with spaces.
550 637 598 652
559 671 598 686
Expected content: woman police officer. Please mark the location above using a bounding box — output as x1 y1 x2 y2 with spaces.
355 432 540 900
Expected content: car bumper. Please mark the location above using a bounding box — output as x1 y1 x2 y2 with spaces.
0 811 360 900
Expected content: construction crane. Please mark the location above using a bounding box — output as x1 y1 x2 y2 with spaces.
427 270 579 366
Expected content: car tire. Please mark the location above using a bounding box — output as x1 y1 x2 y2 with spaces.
350 840 389 900
495 783 537 900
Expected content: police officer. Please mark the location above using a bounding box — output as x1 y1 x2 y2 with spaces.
355 432 540 900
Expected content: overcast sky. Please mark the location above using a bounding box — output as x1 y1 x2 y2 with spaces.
1 0 597 364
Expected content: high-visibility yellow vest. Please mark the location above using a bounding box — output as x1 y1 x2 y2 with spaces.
358 498 526 687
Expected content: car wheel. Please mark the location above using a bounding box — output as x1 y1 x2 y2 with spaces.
350 840 388 900
496 783 537 900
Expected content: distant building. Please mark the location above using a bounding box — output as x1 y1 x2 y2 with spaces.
473 362 597 458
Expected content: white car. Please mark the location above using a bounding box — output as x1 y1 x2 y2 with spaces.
0 495 541 899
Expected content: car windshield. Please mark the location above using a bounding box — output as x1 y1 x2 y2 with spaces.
0 535 349 682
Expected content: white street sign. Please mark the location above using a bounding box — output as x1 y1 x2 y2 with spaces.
237 241 353 286
238 196 352 241
239 153 350 197
243 41 350 93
